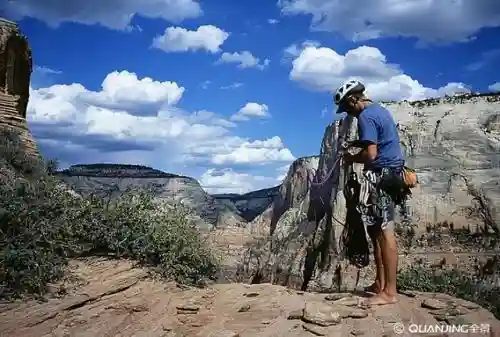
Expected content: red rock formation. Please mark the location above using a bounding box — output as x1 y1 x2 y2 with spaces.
0 17 38 158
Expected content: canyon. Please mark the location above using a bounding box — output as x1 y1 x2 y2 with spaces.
55 163 279 230
1 19 500 337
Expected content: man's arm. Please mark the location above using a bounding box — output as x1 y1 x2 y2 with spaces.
344 114 378 164
345 143 377 163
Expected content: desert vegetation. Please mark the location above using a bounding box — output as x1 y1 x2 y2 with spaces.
396 222 500 318
0 130 219 299
398 264 500 318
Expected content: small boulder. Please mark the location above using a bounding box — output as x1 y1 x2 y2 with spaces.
302 302 342 327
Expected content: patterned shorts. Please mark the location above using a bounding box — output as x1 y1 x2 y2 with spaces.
360 170 397 231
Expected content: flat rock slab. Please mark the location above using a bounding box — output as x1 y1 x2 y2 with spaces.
302 302 342 326
0 258 499 337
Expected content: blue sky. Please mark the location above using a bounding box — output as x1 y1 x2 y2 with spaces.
2 0 500 193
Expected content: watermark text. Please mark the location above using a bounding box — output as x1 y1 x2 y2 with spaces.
393 323 490 334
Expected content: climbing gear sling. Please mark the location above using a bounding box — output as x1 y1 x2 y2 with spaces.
340 171 370 269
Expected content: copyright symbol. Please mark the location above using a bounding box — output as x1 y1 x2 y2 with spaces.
393 323 405 334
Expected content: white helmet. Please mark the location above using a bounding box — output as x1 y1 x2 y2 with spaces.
334 80 366 106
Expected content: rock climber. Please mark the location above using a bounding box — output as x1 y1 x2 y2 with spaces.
334 79 406 307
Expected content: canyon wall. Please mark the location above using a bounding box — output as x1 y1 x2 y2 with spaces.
240 93 500 291
56 164 277 230
386 93 500 231
55 164 245 230
0 18 38 158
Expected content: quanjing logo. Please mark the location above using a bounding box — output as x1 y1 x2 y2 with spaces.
393 323 490 334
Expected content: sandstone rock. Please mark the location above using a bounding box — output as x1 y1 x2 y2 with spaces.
386 94 500 233
243 292 259 297
421 298 449 310
398 290 417 298
332 297 360 307
241 93 500 293
207 330 239 337
176 304 200 313
430 306 470 317
1 258 498 337
240 121 357 291
324 293 351 301
338 306 368 318
302 323 327 335
287 310 303 320
237 304 251 312
302 302 342 326
0 19 39 159
350 326 370 336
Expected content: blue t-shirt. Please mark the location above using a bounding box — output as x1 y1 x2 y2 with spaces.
357 103 404 169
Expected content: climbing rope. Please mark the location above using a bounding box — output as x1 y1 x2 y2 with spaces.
307 142 370 292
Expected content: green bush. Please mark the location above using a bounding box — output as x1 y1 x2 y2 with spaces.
0 130 219 299
398 265 500 319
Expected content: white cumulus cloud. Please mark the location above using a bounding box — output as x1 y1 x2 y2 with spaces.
1 0 202 30
278 0 500 44
216 51 270 70
152 25 229 53
211 136 295 165
281 40 321 65
231 102 271 121
284 40 321 58
287 43 470 102
27 71 295 193
489 82 500 92
200 168 281 194
84 70 185 109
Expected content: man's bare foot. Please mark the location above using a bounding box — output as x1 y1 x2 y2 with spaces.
359 291 397 308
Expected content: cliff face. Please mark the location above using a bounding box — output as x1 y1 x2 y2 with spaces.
386 93 500 231
0 18 38 159
212 186 279 222
241 134 346 290
55 164 245 230
240 93 500 292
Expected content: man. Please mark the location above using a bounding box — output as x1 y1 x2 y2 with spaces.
334 80 405 307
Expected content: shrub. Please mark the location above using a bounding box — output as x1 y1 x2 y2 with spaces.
398 265 500 319
0 130 219 299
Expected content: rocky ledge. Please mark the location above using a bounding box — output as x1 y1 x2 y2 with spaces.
1 258 498 337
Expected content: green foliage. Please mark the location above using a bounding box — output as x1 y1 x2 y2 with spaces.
398 265 500 319
0 130 219 299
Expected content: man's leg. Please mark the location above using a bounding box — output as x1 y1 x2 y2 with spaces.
366 225 384 294
361 192 398 307
379 220 398 300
